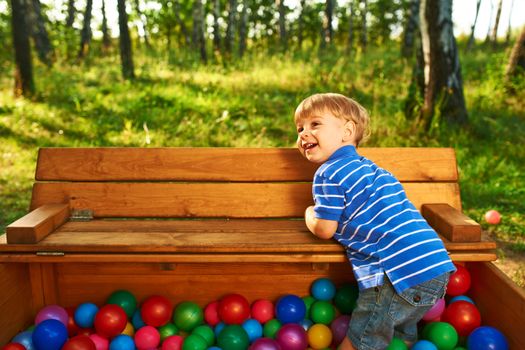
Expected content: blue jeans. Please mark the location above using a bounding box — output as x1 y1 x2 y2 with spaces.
347 273 449 350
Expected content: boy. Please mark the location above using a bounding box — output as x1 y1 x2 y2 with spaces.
294 93 455 350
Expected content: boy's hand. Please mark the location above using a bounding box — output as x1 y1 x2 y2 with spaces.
305 206 338 239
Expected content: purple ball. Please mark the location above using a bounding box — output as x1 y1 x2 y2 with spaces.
35 305 69 326
331 315 351 346
249 337 282 350
276 324 308 350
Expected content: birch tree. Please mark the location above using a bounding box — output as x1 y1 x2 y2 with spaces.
10 0 34 97
466 0 482 51
490 0 503 47
28 0 53 65
401 0 420 58
77 0 93 58
118 0 135 79
505 25 525 92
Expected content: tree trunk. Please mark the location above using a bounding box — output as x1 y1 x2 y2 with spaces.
505 0 514 45
28 0 53 65
324 0 334 46
173 0 190 46
66 0 75 27
419 0 468 127
225 0 236 53
118 0 135 79
193 0 207 62
278 0 287 51
466 0 482 51
491 0 503 47
101 0 111 52
77 0 93 58
401 0 420 58
10 0 34 97
360 0 368 51
239 0 248 57
297 0 306 49
213 0 221 52
505 25 525 90
484 1 493 44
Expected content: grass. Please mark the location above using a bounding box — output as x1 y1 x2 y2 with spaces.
0 43 524 284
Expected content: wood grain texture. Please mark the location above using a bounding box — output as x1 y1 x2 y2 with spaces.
30 182 461 217
422 203 481 242
6 204 69 244
36 147 458 182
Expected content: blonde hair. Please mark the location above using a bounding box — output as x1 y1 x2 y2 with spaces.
294 93 370 146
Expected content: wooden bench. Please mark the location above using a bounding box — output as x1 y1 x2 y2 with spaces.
0 147 523 348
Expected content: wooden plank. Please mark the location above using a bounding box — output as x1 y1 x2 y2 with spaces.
468 262 525 350
6 204 69 244
422 203 481 242
29 263 46 315
36 147 458 182
30 182 461 217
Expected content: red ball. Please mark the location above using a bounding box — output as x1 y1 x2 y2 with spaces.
485 210 501 225
204 301 220 326
66 306 80 337
218 293 250 325
62 335 97 350
442 300 481 337
140 295 173 327
2 344 25 350
251 299 274 324
94 304 128 338
447 265 471 296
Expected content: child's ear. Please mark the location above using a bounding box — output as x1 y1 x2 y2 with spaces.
342 121 356 142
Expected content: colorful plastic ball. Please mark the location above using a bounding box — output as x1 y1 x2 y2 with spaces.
411 340 437 350
442 300 481 337
242 319 263 343
74 303 99 329
449 295 475 305
173 301 204 332
485 210 501 225
385 337 408 350
214 321 226 337
2 344 26 350
423 322 458 350
132 309 146 330
161 335 184 350
447 265 471 296
141 295 173 327
310 278 336 301
135 325 160 350
217 325 250 350
62 335 96 350
422 299 446 321
298 318 313 331
94 304 127 338
275 323 308 350
218 294 251 325
467 326 509 350
159 322 178 340
106 290 137 318
121 322 135 336
109 335 135 350
249 337 282 350
204 301 220 326
330 315 351 347
334 283 359 314
89 334 109 350
12 331 34 350
301 296 315 319
275 295 306 324
251 299 275 324
32 319 68 350
263 319 282 339
65 306 80 337
192 325 215 346
307 323 332 349
35 305 69 327
182 334 207 350
310 301 335 325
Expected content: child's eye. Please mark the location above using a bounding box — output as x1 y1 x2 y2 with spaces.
311 122 320 127
297 126 304 133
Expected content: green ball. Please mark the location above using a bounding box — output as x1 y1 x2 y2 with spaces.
302 295 316 318
106 290 137 317
424 322 458 350
217 325 250 350
453 347 467 350
182 333 208 350
310 300 336 325
334 283 359 314
192 325 215 346
386 337 408 350
173 301 204 332
263 319 282 339
159 322 178 340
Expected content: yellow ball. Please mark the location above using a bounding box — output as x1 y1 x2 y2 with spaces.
307 323 332 349
121 321 135 336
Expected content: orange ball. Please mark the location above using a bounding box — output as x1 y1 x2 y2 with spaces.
307 323 332 349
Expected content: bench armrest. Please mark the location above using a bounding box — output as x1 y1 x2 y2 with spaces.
6 204 69 244
421 203 481 242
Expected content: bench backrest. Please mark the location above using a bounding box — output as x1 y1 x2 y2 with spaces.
32 147 461 218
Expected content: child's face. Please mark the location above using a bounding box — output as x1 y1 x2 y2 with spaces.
295 111 351 163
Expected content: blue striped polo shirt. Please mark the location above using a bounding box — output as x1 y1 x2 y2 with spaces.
313 145 456 293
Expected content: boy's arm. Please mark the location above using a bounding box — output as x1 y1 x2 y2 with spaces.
305 206 338 239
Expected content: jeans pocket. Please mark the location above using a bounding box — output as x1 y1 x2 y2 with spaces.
398 274 448 308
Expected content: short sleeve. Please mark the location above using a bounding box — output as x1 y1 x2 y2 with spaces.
312 174 345 222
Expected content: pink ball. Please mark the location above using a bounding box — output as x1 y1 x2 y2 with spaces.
485 210 501 225
204 301 220 326
422 298 446 321
330 315 351 347
89 334 109 350
161 335 184 350
35 305 69 326
251 299 275 324
135 325 160 350
249 337 282 350
276 323 308 350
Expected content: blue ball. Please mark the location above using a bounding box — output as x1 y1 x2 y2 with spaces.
449 295 475 305
74 302 99 328
214 322 226 337
207 347 222 350
242 318 263 342
132 308 146 330
12 330 34 350
275 294 306 324
32 319 68 350
412 340 438 350
311 278 336 301
299 318 313 331
110 334 136 350
467 326 509 350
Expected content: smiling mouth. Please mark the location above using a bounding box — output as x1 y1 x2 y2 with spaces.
302 143 317 151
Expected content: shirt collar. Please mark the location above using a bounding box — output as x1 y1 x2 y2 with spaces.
327 145 359 162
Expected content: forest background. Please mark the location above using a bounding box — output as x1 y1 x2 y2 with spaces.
1 0 524 286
